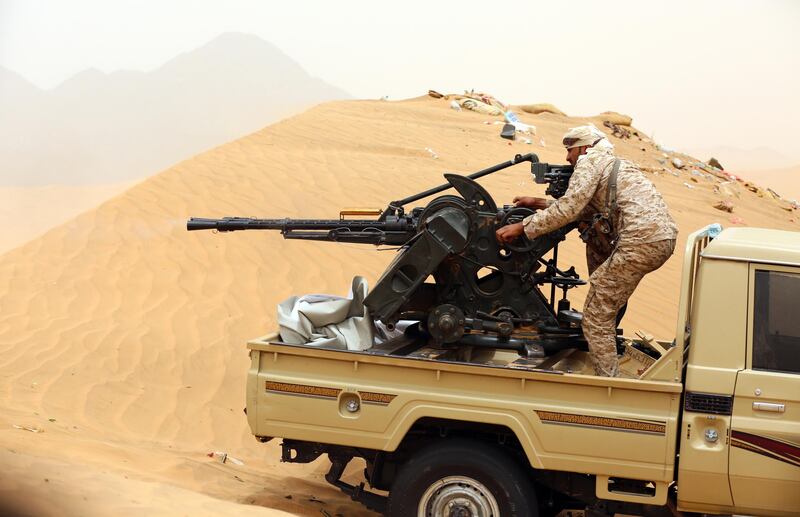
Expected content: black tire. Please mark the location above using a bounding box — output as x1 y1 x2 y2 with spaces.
386 438 538 517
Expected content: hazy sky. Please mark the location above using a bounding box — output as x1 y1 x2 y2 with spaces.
1 0 798 160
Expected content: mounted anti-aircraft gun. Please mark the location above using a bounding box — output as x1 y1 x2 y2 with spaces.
188 153 591 357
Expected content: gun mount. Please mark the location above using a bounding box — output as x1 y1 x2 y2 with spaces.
189 153 591 356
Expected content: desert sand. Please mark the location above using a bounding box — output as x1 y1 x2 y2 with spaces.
0 183 134 254
0 95 797 516
737 164 800 202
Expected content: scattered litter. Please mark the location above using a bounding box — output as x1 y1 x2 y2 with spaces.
767 188 782 199
538 136 546 147
500 123 516 140
48 418 56 422
682 182 695 189
464 91 508 112
670 171 680 177
713 200 734 213
424 147 439 159
459 98 503 116
285 495 293 500
708 157 724 170
671 158 685 169
730 216 747 225
13 425 43 433
690 170 703 177
309 496 325 504
207 451 244 466
234 475 244 483
320 510 333 517
522 138 532 145
504 110 536 133
743 182 767 197
430 89 511 116
603 120 632 139
713 182 740 199
504 110 521 124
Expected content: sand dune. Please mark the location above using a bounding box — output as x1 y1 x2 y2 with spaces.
737 163 800 202
680 144 794 172
0 96 797 515
0 183 134 254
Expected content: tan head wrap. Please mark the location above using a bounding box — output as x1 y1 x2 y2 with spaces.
562 125 608 149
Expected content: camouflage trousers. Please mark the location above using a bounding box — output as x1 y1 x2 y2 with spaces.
582 239 676 377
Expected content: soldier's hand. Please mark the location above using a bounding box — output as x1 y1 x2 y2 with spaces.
513 196 549 210
496 222 525 244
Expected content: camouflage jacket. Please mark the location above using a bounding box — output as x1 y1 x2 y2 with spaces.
522 148 678 245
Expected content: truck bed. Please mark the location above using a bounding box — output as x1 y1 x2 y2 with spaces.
247 333 683 503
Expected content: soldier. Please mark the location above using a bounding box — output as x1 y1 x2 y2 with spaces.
496 125 678 377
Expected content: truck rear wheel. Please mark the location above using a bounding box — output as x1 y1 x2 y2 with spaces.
386 438 537 517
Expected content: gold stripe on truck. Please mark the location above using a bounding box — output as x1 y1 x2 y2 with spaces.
359 391 397 405
265 380 341 399
536 410 666 435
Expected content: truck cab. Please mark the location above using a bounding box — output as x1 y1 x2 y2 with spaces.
677 227 800 515
244 226 800 516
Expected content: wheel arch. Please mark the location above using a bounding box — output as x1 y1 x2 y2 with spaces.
383 406 544 469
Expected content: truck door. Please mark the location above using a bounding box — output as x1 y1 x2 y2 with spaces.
729 266 800 513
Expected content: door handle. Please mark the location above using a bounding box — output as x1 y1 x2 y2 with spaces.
753 402 785 413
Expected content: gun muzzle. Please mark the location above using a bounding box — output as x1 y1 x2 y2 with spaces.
187 218 224 231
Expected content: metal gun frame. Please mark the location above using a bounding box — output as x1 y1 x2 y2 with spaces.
189 153 593 356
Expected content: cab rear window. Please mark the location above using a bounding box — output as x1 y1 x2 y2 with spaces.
753 270 800 374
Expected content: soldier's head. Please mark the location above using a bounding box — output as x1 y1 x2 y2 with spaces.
562 125 607 165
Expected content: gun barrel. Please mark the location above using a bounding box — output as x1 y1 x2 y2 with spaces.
187 217 287 232
186 216 416 245
187 155 569 244
391 153 539 209
187 217 402 232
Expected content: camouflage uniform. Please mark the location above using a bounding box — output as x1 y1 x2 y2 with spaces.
523 148 678 376
581 240 675 375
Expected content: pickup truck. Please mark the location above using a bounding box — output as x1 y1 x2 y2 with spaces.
245 226 800 516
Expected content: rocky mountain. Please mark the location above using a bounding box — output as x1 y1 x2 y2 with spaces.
0 32 350 186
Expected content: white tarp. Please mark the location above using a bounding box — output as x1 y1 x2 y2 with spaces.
277 276 374 350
